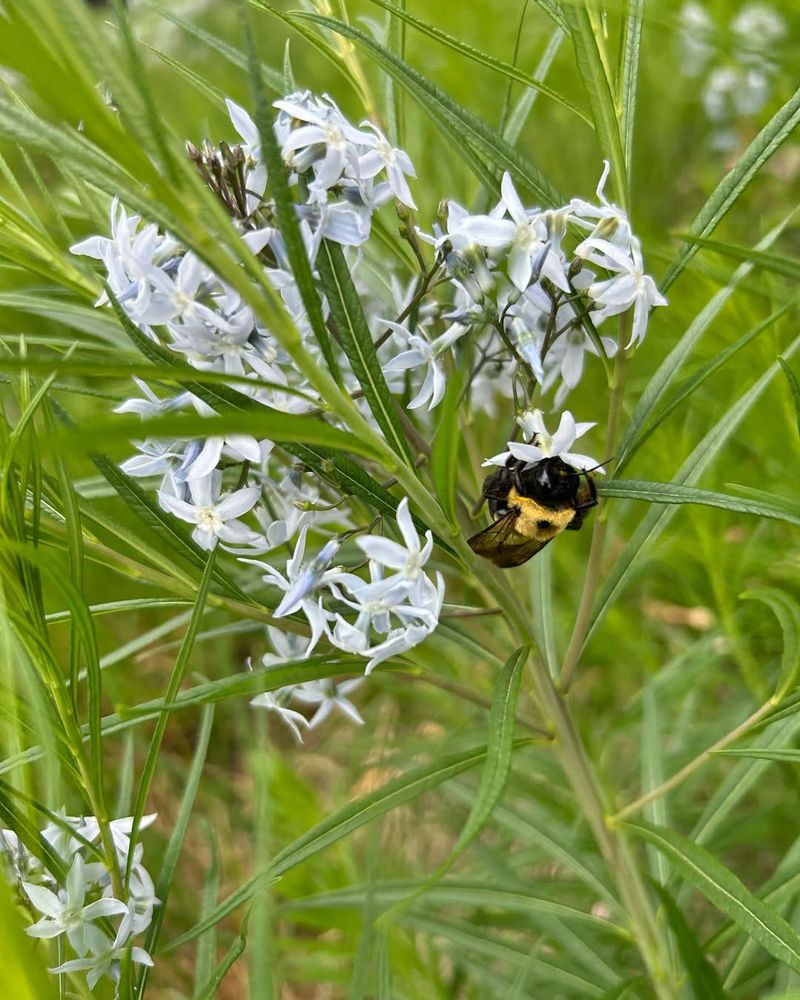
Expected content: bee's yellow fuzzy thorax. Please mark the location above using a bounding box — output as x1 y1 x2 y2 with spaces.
506 487 577 541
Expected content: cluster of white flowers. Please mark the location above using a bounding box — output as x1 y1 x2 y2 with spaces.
412 163 666 412
248 497 442 740
1 813 157 991
68 89 665 742
679 1 786 150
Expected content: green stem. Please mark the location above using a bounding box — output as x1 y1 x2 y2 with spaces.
611 700 773 824
557 311 631 693
484 570 677 997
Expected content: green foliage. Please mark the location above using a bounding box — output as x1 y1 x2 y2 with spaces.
1 0 800 997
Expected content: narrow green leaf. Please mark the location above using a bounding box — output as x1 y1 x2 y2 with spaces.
280 879 627 934
407 913 606 995
590 336 800 645
364 0 592 127
194 911 249 1000
242 12 341 382
281 8 562 205
714 748 800 763
616 218 790 475
530 546 558 677
598 480 800 527
650 882 728 1000
193 822 221 996
503 26 565 146
740 589 800 702
624 300 797 464
662 86 800 291
316 239 414 467
382 646 529 924
675 235 800 280
690 715 800 847
562 4 626 205
139 704 215 993
724 483 800 520
530 0 570 34
431 369 463 526
59 408 383 462
616 0 644 172
160 738 535 953
126 550 217 896
245 0 366 101
641 684 669 886
145 0 283 90
112 0 179 183
147 45 228 107
627 821 800 973
117 657 369 720
51 400 253 605
0 781 68 884
451 646 528 853
779 357 800 439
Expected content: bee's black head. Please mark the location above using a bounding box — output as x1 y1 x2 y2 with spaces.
517 456 580 505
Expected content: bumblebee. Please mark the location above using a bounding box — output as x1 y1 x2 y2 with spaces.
467 455 598 568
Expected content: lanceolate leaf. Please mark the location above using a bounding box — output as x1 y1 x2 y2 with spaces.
622 301 797 464
650 882 728 1000
316 239 415 467
674 235 800 280
626 821 800 974
160 737 536 953
562 4 626 205
598 480 800 527
617 0 644 172
589 336 800 645
431 368 463 527
59 409 383 462
779 357 800 439
616 218 790 475
740 589 800 702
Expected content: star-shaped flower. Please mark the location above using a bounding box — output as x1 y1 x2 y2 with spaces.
483 409 603 473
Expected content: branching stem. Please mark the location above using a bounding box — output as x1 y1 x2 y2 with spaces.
611 700 774 824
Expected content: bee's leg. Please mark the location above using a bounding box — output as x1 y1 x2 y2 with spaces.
565 510 584 530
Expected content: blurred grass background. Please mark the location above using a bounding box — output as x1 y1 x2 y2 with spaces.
3 0 800 996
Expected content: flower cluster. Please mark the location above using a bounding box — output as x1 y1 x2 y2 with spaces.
679 1 786 149
417 163 665 411
69 89 665 743
1 813 157 991
248 497 442 740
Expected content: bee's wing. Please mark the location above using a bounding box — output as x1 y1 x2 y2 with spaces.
467 511 550 568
